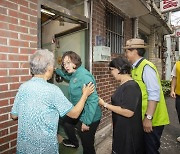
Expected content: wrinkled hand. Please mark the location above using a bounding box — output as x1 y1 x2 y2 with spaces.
143 118 153 133
170 91 176 98
99 97 105 106
81 123 89 132
82 82 95 97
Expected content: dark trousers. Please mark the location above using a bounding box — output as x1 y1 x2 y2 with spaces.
144 126 164 154
62 116 100 154
176 94 180 124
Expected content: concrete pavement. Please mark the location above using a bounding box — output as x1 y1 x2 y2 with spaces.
58 97 180 154
96 97 180 154
159 97 180 154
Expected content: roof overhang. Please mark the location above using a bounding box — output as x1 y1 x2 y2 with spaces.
108 0 173 35
140 2 173 35
108 0 151 17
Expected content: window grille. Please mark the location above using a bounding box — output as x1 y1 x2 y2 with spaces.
105 9 123 54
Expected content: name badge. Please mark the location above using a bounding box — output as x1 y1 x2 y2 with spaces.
73 78 77 83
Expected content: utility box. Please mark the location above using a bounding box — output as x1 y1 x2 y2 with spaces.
93 46 111 62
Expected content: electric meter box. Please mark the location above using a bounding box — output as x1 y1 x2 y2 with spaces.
93 46 111 62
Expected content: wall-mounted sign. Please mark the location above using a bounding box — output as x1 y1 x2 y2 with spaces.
96 35 106 46
93 46 111 62
160 0 180 13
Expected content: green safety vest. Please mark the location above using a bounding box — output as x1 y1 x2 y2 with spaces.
131 59 169 126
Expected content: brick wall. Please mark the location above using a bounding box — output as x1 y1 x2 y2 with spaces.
92 0 133 130
0 0 133 152
148 27 163 78
0 0 38 153
124 17 133 43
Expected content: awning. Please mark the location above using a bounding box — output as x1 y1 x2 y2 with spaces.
108 0 151 17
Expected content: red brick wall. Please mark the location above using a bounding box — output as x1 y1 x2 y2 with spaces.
124 17 133 43
0 0 38 153
0 0 133 152
92 0 133 130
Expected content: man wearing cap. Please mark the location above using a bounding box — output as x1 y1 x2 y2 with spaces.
124 38 169 154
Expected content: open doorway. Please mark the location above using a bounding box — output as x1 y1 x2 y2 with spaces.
39 0 90 98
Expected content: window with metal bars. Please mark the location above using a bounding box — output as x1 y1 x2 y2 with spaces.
105 9 124 54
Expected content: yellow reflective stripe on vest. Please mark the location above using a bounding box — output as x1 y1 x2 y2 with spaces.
132 59 169 126
175 61 180 95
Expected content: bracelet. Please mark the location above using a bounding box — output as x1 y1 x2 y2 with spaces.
104 103 108 108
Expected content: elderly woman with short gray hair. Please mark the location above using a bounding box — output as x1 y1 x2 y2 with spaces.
11 49 94 154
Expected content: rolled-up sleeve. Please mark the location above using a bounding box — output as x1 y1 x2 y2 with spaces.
171 64 176 77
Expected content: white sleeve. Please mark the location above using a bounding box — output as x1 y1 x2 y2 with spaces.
143 65 160 101
171 64 176 77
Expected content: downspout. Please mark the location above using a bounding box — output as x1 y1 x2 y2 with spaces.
133 17 139 38
38 0 42 48
165 35 172 80
89 0 93 73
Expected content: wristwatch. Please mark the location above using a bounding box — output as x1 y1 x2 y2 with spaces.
145 114 153 120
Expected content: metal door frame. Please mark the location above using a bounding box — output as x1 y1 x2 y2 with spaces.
38 0 90 49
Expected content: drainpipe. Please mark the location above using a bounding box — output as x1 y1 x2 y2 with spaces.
37 0 42 48
133 17 139 38
165 35 172 80
89 0 93 73
84 0 89 17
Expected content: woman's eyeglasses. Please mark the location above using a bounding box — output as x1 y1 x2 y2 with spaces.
62 61 72 67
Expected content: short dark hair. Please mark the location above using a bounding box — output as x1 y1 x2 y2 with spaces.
109 57 132 74
61 51 82 69
136 48 146 57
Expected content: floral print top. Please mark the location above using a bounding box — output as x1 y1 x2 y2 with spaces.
11 77 73 154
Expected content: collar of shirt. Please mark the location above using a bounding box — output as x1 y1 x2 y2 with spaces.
31 77 47 82
132 57 144 68
71 65 83 77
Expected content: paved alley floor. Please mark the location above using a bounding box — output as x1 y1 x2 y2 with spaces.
159 97 180 154
96 134 112 154
58 97 180 154
96 97 180 154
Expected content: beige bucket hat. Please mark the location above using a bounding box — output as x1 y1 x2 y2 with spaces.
123 38 147 49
